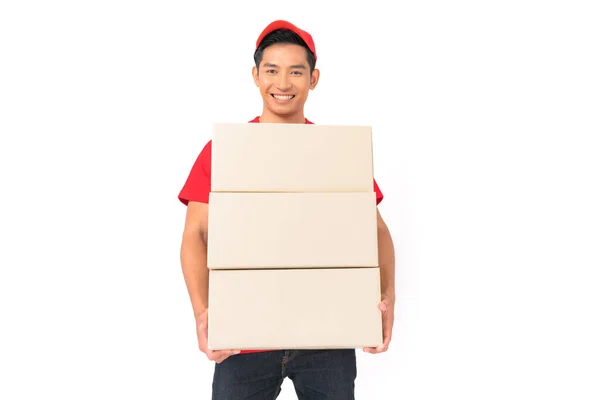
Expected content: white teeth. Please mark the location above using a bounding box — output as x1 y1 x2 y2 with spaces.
273 94 294 100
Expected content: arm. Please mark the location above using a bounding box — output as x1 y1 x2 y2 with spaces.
365 208 396 354
377 208 395 305
180 200 240 362
180 201 210 319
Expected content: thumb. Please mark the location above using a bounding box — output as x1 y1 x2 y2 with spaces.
197 318 208 332
379 300 388 312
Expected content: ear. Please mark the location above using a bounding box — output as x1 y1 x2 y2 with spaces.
309 68 320 90
252 66 259 87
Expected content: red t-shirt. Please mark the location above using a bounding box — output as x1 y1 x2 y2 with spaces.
178 116 384 353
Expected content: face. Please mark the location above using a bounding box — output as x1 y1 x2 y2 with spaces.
252 43 319 123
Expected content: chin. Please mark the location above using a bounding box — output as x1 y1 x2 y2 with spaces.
270 106 298 116
266 102 295 113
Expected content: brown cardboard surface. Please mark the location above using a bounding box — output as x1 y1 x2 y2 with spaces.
207 268 383 350
211 122 374 192
207 192 378 269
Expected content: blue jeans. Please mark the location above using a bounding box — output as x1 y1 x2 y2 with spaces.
212 349 357 399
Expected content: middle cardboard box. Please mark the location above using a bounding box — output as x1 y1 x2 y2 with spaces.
207 191 378 269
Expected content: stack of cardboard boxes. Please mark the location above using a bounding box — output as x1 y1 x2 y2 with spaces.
206 122 382 350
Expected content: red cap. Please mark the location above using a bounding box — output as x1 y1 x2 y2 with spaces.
256 20 317 62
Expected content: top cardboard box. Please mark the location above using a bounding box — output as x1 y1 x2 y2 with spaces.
211 123 374 193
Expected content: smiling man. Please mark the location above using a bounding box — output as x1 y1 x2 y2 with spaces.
178 20 396 400
251 23 318 124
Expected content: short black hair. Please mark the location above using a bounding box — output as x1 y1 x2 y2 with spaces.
254 29 316 74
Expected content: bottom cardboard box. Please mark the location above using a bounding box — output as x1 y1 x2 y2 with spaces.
207 268 383 350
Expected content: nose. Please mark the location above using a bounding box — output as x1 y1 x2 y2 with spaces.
276 74 292 91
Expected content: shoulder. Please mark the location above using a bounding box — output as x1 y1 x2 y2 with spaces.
195 139 212 171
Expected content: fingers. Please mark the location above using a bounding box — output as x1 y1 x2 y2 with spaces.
363 334 389 354
206 349 241 363
195 309 240 363
363 346 378 354
363 340 389 354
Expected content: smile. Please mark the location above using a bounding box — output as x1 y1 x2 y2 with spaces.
271 94 295 100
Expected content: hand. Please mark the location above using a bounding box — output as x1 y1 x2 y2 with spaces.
195 309 241 363
363 295 394 354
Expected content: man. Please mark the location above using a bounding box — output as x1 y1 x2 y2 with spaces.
178 20 396 400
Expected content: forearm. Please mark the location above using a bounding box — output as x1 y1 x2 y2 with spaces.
180 231 209 318
378 223 396 303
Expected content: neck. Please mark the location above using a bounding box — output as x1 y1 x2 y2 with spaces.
259 109 306 124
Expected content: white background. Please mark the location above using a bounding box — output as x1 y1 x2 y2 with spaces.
1 0 599 399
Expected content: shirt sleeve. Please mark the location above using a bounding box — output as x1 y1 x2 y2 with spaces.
178 141 212 205
374 179 384 205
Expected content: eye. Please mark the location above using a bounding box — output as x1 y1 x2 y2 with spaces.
291 71 302 75
266 69 277 74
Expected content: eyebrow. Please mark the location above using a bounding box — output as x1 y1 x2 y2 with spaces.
262 63 307 69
